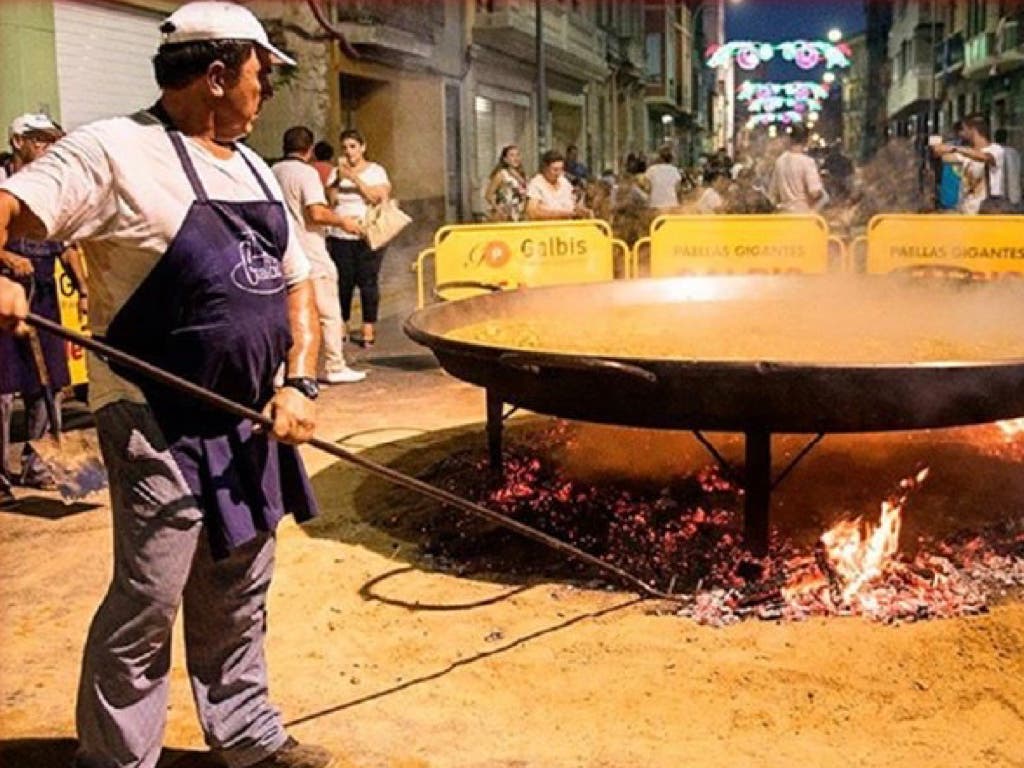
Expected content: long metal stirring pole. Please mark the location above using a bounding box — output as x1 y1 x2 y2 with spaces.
26 313 680 603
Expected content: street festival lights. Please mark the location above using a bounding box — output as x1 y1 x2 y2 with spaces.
707 37 851 138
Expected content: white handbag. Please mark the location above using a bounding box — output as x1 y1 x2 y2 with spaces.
363 199 412 250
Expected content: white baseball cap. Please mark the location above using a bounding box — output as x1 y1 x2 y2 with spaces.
160 1 296 66
9 113 62 140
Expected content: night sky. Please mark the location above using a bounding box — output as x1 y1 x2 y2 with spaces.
726 0 867 79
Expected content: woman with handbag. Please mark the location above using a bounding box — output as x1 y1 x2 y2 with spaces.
326 129 391 348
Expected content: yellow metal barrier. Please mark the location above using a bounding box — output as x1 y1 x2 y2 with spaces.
859 214 1024 279
633 214 843 277
55 259 88 388
415 219 628 307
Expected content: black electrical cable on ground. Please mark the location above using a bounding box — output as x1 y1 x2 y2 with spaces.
27 313 684 603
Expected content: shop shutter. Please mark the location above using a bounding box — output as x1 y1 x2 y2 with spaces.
54 0 161 131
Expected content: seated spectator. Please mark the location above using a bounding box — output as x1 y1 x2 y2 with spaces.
695 170 730 214
526 150 591 220
611 172 650 245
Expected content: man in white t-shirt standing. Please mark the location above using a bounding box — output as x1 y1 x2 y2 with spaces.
936 113 1006 213
767 124 824 213
525 149 590 220
272 126 365 384
0 4 338 768
644 145 682 210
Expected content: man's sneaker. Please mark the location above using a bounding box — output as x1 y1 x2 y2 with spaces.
249 738 337 768
320 367 366 384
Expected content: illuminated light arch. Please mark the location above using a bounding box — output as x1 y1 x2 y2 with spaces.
706 40 852 71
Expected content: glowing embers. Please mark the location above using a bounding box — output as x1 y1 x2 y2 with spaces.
425 426 1024 627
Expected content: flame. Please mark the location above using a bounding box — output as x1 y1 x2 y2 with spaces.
798 468 930 612
996 418 1024 440
820 500 903 605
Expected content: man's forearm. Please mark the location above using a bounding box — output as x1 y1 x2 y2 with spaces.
305 204 360 233
285 279 319 378
954 146 993 164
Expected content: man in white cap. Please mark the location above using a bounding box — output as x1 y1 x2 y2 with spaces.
3 113 64 178
0 114 88 507
0 3 338 767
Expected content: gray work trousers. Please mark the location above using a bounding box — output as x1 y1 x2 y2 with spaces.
0 390 62 484
75 402 287 768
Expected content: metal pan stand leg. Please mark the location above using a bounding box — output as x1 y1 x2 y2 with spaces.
744 429 772 556
486 389 503 472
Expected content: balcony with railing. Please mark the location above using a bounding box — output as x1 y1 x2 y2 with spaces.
997 19 1023 61
964 30 996 74
887 64 934 116
934 31 964 75
332 0 445 56
473 0 609 80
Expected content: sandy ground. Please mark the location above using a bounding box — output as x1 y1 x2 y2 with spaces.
2 292 1024 767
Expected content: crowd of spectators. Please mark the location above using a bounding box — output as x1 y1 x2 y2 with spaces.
482 112 1021 246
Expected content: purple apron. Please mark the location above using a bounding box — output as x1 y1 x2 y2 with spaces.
0 238 71 395
104 128 317 558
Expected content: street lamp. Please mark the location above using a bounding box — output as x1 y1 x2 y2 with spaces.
661 113 674 144
827 28 843 44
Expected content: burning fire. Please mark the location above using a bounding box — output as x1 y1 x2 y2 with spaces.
997 418 1024 440
429 426 1023 626
786 468 930 614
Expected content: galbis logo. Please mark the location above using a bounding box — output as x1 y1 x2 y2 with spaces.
464 235 589 271
520 236 587 260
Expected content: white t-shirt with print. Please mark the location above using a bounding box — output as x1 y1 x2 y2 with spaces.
956 156 987 215
526 173 575 215
325 162 390 240
0 110 311 412
644 163 682 208
271 157 334 278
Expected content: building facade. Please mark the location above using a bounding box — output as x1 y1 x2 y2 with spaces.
0 0 722 230
842 32 868 158
880 0 1023 155
886 0 939 139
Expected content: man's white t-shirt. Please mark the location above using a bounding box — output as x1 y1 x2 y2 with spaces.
982 143 1006 197
0 110 310 412
644 163 682 208
271 157 333 278
526 173 575 216
1004 145 1022 205
325 162 389 241
768 150 824 213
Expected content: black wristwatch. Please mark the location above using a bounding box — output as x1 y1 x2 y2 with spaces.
282 376 319 401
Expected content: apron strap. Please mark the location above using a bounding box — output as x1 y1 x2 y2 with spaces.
166 131 210 204
236 148 276 202
148 102 275 204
